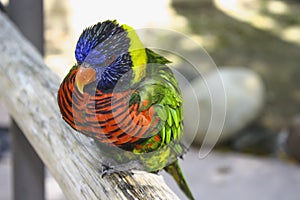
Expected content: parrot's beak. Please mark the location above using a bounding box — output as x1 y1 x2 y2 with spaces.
75 66 96 94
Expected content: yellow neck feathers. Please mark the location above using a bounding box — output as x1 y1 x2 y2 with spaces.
121 24 147 83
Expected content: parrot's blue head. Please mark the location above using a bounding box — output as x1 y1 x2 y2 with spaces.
74 20 147 93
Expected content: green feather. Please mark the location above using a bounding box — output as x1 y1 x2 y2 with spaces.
166 125 172 144
172 125 177 140
156 106 167 121
170 107 179 128
165 105 173 127
146 48 171 64
165 161 195 200
177 125 182 141
161 126 166 144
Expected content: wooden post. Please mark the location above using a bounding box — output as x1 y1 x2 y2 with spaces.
8 0 44 53
7 0 45 200
10 121 45 200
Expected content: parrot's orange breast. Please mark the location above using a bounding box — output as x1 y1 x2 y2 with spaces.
57 68 159 147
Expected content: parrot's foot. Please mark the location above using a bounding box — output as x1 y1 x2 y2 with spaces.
101 164 115 177
101 164 134 178
150 170 159 174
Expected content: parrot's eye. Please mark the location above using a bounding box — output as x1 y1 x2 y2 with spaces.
105 55 116 65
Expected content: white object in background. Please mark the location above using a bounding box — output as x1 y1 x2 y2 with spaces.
184 67 265 145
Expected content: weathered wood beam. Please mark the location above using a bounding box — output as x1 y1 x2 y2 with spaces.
0 11 179 200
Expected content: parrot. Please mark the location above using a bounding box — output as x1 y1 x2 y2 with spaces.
57 20 195 200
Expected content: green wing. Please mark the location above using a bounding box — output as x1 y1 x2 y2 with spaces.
145 48 171 64
130 49 184 154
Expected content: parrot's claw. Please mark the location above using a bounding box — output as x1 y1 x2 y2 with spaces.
150 170 159 174
101 164 134 178
101 164 115 177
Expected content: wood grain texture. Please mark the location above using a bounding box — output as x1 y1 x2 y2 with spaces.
0 12 179 200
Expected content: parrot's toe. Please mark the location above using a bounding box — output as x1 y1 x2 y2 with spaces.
101 164 134 178
101 164 115 177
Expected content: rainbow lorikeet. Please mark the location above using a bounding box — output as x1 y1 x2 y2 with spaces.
57 20 194 200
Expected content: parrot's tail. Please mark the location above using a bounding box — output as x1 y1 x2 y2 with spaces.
164 160 195 200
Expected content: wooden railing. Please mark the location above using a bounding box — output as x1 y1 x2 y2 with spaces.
0 8 179 200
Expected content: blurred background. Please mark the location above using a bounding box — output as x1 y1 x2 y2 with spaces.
1 0 300 199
